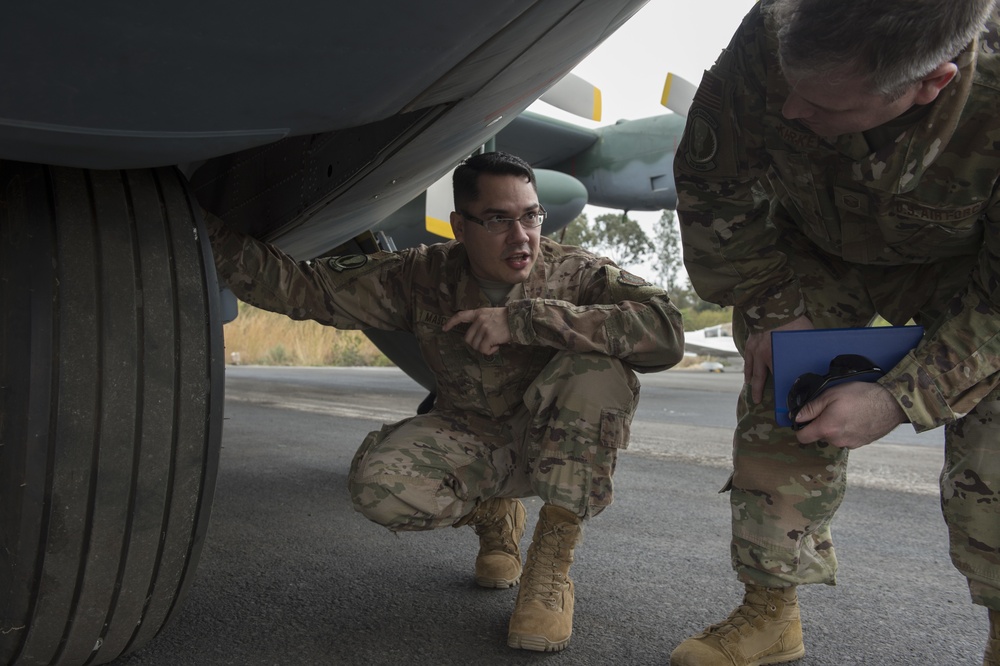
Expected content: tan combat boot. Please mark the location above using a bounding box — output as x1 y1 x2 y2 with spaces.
984 608 1000 666
459 498 526 589
670 584 805 666
507 504 582 652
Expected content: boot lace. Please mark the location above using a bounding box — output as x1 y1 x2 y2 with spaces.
520 524 574 609
704 587 778 638
475 510 517 554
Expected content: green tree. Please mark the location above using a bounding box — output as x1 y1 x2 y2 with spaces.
647 209 699 308
556 212 652 270
557 207 732 323
680 306 732 332
652 209 681 290
558 213 598 248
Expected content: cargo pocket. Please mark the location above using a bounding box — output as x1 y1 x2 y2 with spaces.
600 408 632 450
588 442 618 513
588 408 632 512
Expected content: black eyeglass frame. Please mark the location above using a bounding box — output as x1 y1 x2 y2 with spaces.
459 207 547 234
786 353 884 431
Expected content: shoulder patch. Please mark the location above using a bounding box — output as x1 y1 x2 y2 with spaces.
320 250 402 287
684 108 720 171
326 254 369 272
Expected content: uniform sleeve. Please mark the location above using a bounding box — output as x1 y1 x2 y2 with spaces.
674 5 806 331
506 264 685 373
204 212 411 331
879 195 1000 431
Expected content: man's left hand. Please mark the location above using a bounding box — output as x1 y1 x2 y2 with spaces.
792 382 906 449
443 307 511 355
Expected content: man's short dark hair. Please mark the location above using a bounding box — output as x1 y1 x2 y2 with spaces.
453 151 536 208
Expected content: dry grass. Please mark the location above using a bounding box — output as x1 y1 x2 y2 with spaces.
222 302 392 367
223 303 735 370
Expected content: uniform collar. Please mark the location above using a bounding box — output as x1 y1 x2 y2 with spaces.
847 38 977 194
446 242 490 308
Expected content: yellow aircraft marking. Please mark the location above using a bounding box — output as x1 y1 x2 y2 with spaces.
425 215 455 239
661 72 697 116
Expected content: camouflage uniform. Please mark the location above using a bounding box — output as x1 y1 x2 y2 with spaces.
205 216 684 529
675 2 1000 606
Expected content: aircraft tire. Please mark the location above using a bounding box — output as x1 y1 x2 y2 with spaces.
0 163 225 665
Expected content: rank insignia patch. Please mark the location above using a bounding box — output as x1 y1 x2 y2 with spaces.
617 270 651 287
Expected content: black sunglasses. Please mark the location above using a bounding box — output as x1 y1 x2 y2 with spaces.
786 354 883 430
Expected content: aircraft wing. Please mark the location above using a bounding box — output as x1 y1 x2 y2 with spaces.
1 2 653 663
493 109 687 214
495 111 600 167
683 327 741 358
2 0 650 258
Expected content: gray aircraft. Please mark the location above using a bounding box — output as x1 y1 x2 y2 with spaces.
0 2 651 664
377 97 692 252
363 73 710 387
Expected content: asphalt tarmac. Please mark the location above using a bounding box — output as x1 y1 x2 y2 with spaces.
114 366 985 666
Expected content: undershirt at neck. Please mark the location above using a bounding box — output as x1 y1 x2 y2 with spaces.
477 278 514 306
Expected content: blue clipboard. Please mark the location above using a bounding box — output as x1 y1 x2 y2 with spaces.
771 326 924 427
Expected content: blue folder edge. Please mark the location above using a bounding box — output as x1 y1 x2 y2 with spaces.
771 325 924 427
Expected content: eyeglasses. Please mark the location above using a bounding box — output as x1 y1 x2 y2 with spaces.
460 207 546 234
786 354 883 430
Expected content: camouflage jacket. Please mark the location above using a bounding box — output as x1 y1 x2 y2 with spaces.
674 3 1000 430
206 215 684 420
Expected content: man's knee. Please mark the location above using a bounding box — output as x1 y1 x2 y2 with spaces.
542 351 636 397
349 470 447 531
526 351 639 423
348 427 420 530
348 427 471 531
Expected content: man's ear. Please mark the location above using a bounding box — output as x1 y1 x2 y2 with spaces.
450 211 465 242
914 62 959 104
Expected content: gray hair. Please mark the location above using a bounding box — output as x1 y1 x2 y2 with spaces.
767 0 996 97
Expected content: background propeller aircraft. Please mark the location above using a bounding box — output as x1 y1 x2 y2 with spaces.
0 2 653 664
384 68 697 252
361 68 725 389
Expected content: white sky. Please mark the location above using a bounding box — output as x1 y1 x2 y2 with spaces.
530 0 751 126
525 0 753 278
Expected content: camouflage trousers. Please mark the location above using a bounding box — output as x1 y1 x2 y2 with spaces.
731 240 1000 608
347 351 639 532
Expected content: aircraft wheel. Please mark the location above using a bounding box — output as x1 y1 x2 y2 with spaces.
0 163 225 665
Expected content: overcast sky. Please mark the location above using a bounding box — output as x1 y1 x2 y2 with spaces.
530 0 752 125
524 0 753 277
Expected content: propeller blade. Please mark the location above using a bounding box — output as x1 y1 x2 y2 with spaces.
661 72 697 117
539 72 602 122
